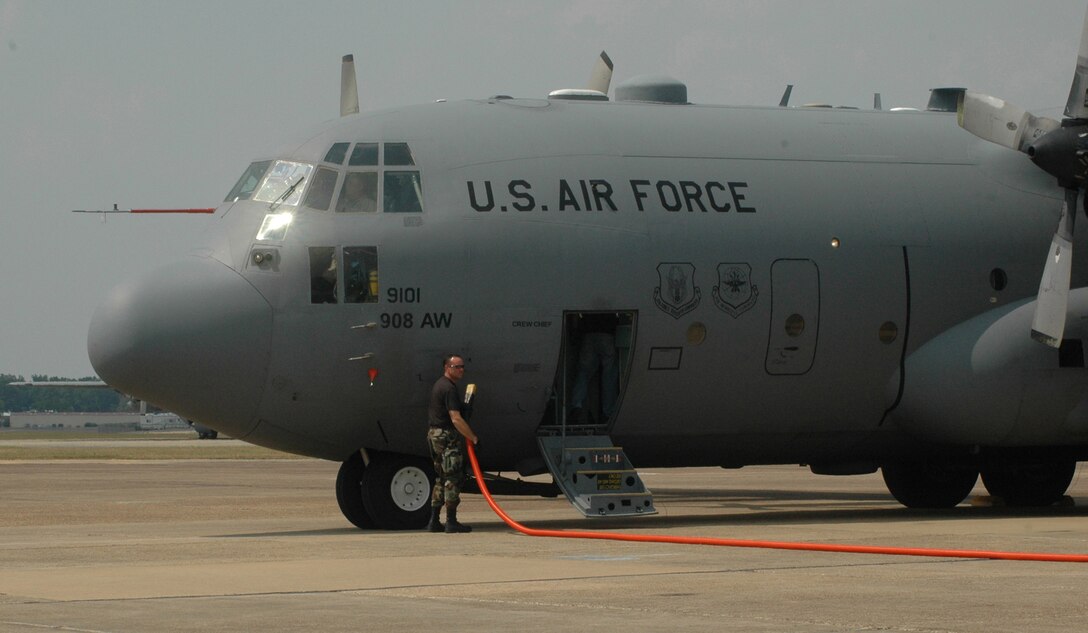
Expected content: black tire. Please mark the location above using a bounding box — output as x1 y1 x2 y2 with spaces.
335 452 376 530
881 459 978 509
981 457 1076 507
361 452 434 530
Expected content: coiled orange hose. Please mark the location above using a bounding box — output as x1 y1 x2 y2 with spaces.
467 443 1088 563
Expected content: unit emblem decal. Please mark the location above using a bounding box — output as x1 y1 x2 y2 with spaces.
712 263 758 318
653 263 701 319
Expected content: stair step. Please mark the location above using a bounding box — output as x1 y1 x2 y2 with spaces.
579 492 656 516
538 435 656 518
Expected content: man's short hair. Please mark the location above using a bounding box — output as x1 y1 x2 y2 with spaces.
443 354 461 369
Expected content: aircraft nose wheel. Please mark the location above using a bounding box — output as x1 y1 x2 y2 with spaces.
361 452 434 530
389 464 430 511
335 452 375 530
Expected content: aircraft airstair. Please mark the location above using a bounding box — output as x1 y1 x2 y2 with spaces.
538 435 656 517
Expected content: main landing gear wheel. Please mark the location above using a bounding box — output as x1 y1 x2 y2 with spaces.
981 457 1076 507
361 452 434 530
335 452 375 530
881 459 979 509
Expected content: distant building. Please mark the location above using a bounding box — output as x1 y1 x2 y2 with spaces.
8 412 187 431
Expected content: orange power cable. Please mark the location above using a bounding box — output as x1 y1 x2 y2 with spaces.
466 443 1088 563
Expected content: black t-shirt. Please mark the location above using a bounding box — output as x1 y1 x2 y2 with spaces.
428 376 462 429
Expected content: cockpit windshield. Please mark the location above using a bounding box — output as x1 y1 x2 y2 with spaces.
224 161 272 202
252 161 314 207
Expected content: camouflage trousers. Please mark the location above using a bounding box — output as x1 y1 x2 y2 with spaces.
427 427 465 510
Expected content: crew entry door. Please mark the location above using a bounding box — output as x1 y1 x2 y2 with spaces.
540 311 637 431
765 259 820 375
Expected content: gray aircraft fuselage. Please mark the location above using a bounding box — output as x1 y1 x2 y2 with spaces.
88 90 1088 519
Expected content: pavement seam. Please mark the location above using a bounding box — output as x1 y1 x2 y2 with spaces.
0 557 983 605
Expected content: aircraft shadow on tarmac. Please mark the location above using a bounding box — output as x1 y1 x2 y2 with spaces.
497 495 1088 533
212 487 1088 537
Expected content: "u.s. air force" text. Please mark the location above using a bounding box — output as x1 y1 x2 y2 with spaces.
466 179 756 213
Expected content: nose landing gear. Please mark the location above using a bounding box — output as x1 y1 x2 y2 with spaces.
335 450 435 530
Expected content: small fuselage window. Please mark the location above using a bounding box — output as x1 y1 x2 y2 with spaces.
255 212 293 241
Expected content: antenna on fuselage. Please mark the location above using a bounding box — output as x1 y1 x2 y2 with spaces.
587 51 614 95
779 84 793 107
341 54 360 117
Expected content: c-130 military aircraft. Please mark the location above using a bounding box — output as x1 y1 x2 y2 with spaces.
87 9 1088 530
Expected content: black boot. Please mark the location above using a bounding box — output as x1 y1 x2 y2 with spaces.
426 505 444 532
445 506 472 533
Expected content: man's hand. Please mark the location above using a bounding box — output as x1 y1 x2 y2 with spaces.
450 410 477 446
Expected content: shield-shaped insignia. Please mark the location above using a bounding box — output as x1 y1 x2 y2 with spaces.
653 262 701 319
712 263 758 318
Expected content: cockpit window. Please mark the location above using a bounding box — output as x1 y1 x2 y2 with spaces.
309 247 338 304
349 143 379 166
303 167 339 211
255 212 293 241
336 172 377 213
384 171 423 213
344 246 379 303
323 143 423 214
253 160 314 207
324 142 350 165
224 161 272 202
384 143 415 166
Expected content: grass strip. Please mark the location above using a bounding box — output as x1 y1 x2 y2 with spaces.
0 446 309 460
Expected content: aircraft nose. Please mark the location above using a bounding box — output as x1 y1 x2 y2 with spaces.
88 257 272 436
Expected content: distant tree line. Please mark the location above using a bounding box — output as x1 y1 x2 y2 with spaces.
0 374 127 413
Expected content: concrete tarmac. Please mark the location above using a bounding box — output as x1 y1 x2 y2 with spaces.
1 457 1088 632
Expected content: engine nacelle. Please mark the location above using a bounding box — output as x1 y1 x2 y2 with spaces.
890 289 1088 446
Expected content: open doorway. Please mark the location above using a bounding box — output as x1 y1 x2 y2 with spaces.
540 311 637 431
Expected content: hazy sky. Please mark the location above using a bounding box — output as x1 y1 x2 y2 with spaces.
1 0 1086 377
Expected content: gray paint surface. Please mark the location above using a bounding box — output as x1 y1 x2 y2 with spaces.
2 0 1087 377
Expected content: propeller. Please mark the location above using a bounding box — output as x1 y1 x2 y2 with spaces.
341 54 360 117
957 8 1088 347
586 51 614 95
779 84 793 107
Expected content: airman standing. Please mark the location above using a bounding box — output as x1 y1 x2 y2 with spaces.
426 354 479 533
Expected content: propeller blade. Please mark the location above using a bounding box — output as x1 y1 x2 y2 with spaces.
779 84 793 107
1031 187 1079 347
586 51 614 95
957 91 1060 153
340 54 360 117
1065 7 1088 119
